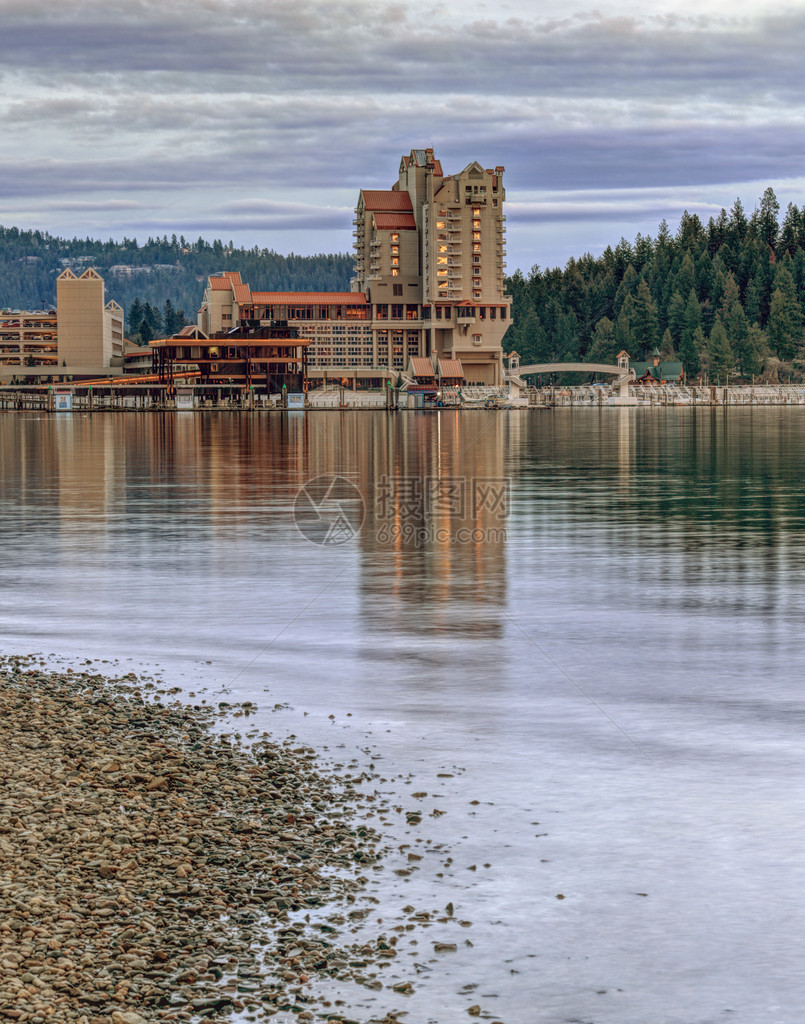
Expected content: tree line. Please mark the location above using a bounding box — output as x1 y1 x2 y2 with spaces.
503 188 805 382
0 227 353 332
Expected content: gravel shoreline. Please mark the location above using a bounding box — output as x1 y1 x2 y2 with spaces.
0 656 415 1024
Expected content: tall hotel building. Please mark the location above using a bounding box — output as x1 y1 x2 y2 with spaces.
197 149 510 385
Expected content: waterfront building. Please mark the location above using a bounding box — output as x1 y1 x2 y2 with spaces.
151 318 309 391
0 268 125 381
629 348 684 384
0 309 58 372
190 148 511 386
56 268 125 370
353 148 511 385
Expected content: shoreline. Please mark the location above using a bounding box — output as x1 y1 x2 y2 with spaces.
0 656 416 1024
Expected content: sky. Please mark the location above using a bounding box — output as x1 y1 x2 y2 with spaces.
2 0 805 274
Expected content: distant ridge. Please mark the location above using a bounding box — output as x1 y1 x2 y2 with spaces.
0 225 352 329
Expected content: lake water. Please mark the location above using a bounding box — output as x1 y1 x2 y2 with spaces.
2 408 804 1024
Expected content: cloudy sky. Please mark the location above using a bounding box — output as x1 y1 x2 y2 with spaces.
2 0 805 273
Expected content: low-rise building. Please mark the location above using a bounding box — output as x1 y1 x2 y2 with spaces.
0 309 58 372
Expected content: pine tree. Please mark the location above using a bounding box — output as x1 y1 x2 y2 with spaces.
632 279 658 356
768 264 802 360
708 316 734 381
667 290 687 349
681 325 702 379
757 187 780 249
614 293 635 355
586 317 616 364
128 297 144 334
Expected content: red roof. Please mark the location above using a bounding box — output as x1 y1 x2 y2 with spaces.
438 358 464 378
410 356 435 378
250 292 368 305
373 212 416 230
233 283 251 303
362 190 413 212
209 277 233 291
223 271 242 283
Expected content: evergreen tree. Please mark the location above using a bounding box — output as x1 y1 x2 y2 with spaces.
667 290 687 349
680 325 702 379
757 187 780 249
614 293 635 355
128 297 144 335
768 264 802 360
586 316 617 364
632 279 658 356
735 323 764 379
708 316 734 381
680 288 701 357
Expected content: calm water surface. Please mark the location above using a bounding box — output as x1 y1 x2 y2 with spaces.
2 408 805 1024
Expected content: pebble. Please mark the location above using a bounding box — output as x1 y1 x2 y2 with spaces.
0 656 450 1022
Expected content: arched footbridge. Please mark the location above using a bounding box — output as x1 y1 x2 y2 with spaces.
514 362 635 382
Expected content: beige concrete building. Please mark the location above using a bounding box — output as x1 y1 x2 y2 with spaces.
56 268 125 371
353 148 511 384
193 149 511 385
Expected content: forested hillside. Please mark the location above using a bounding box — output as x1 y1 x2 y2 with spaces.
4 189 805 380
0 227 353 332
504 188 805 382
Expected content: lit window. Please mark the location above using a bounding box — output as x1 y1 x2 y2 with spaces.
438 245 448 253
392 268 399 276
437 256 448 265
473 233 481 241
391 258 399 266
472 208 481 216
391 233 399 242
437 269 448 277
436 221 445 229
473 244 481 253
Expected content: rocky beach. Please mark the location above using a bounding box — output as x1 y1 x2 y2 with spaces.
0 656 459 1024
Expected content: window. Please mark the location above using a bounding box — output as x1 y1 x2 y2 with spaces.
437 269 448 277
391 233 399 242
438 244 448 253
393 284 403 296
392 268 399 276
472 208 481 216
436 220 445 229
391 304 403 319
490 307 496 319
391 258 399 266
472 334 482 346
473 255 481 263
473 232 481 241
437 256 448 265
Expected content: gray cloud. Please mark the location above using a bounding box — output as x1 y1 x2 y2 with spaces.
2 1 805 268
